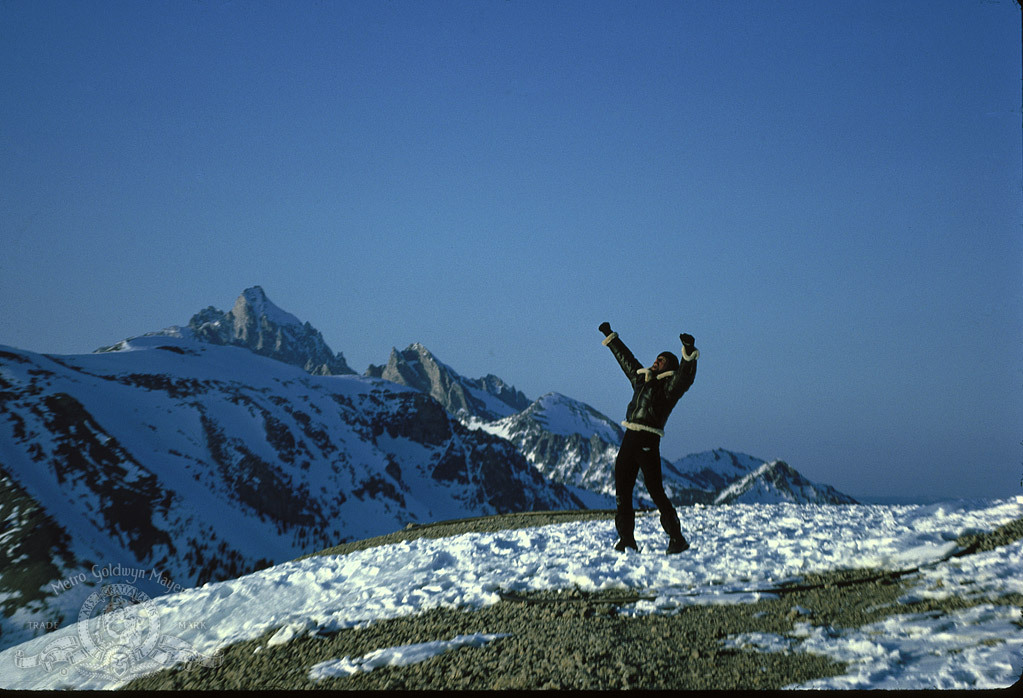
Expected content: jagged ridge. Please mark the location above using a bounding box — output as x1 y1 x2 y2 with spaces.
366 343 529 422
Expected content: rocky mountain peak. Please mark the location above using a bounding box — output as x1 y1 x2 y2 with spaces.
184 287 355 375
367 344 529 422
231 286 303 332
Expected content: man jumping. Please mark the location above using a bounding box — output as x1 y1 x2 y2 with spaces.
598 322 699 555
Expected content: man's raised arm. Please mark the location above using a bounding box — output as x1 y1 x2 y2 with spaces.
667 332 699 397
599 322 642 385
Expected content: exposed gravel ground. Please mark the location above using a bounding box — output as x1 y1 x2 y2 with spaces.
123 511 1023 691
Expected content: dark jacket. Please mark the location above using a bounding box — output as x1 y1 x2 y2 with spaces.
602 332 698 437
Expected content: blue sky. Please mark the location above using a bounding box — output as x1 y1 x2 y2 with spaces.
2 0 1020 501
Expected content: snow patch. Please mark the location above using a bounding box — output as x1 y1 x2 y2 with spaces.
308 633 510 679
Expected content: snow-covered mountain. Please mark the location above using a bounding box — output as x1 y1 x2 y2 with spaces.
670 448 768 493
713 460 859 505
98 286 356 376
0 337 581 651
365 343 530 422
480 392 622 503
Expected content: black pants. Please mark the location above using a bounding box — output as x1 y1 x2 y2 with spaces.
615 429 682 543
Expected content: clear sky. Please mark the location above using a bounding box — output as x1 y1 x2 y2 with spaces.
2 0 1020 501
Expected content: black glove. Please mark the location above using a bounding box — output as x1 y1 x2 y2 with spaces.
599 322 613 337
680 333 695 348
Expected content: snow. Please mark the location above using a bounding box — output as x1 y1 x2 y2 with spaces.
728 604 1023 690
1 497 1020 690
307 633 510 680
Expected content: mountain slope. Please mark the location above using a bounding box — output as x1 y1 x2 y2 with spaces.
0 338 581 650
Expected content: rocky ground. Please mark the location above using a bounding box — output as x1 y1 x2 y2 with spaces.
123 510 1023 691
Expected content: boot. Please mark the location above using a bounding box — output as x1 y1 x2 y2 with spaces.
614 538 639 552
666 534 690 555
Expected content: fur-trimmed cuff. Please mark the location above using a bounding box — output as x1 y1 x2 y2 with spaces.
681 345 699 362
621 421 665 437
601 332 618 346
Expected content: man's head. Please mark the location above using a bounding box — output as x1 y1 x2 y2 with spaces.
651 351 679 374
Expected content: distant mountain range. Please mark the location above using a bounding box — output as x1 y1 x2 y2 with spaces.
0 286 855 651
